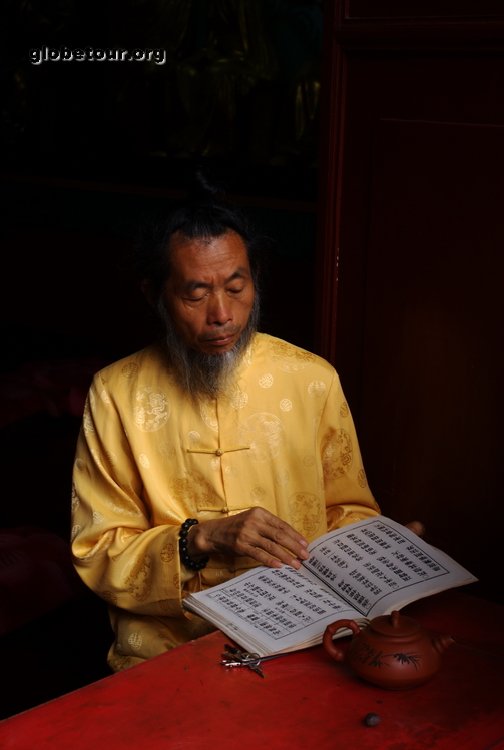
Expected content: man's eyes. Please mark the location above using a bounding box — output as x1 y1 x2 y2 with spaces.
184 286 244 301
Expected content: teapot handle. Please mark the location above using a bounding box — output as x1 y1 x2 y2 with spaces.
322 618 362 662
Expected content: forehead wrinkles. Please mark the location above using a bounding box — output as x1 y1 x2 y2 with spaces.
169 229 234 255
168 231 250 283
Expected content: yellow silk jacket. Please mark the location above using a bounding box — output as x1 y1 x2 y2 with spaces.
71 333 379 670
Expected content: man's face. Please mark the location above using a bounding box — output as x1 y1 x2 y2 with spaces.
162 230 256 355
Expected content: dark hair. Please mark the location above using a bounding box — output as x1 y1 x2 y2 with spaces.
133 172 265 302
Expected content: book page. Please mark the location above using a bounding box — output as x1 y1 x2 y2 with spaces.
183 515 477 656
303 516 477 618
184 564 366 656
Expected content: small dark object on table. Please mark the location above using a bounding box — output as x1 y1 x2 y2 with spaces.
363 712 381 727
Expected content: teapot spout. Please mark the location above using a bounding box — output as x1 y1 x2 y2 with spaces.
433 633 455 654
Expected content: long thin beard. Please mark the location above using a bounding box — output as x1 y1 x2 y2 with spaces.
157 296 260 400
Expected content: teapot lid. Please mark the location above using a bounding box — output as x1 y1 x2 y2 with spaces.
369 610 421 637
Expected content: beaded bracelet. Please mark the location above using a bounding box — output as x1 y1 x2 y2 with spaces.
178 518 209 572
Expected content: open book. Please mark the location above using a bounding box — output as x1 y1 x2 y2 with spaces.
183 515 477 657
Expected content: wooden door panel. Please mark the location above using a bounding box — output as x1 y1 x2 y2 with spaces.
360 119 504 593
316 4 504 600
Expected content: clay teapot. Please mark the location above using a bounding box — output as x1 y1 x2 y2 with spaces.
322 610 454 689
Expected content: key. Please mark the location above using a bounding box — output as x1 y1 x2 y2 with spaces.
246 662 265 678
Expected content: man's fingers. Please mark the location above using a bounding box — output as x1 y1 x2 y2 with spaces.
242 540 304 570
405 520 425 537
233 509 308 557
268 523 309 558
254 534 307 569
199 508 309 568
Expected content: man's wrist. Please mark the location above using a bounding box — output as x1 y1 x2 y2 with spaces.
186 522 206 557
178 518 209 571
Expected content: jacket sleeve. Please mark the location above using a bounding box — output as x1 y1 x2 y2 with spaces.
319 369 381 530
70 371 193 618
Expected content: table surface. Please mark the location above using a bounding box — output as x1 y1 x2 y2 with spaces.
1 590 503 750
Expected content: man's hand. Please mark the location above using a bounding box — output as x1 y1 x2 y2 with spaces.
187 508 309 569
405 520 425 537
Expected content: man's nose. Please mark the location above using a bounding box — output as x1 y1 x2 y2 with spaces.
207 292 232 325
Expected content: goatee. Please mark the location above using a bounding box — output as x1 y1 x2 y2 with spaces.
157 296 260 400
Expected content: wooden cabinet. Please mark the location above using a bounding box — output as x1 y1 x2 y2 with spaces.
316 2 504 601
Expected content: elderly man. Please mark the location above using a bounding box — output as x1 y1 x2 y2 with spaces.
71 180 383 671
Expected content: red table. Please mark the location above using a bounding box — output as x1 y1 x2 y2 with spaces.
1 591 503 750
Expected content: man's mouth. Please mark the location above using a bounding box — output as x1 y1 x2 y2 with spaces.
202 329 239 347
205 335 235 347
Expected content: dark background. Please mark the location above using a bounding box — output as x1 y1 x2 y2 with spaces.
1 0 324 364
